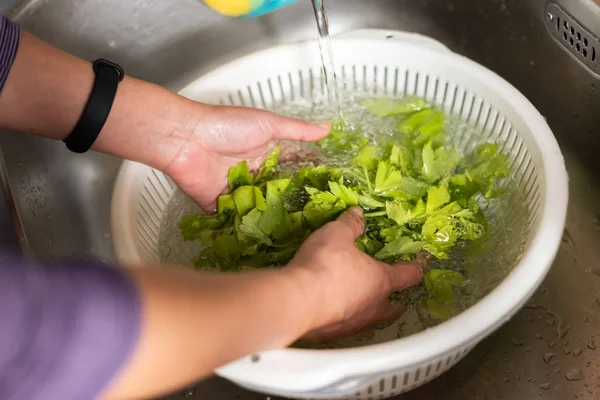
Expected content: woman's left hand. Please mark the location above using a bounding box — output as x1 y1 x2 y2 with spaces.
0 31 329 212
163 104 330 212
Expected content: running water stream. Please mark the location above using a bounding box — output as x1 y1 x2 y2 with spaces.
310 0 342 118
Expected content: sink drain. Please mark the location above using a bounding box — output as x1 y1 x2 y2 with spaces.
545 2 600 77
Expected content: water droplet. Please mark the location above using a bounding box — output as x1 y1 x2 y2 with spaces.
512 337 525 346
554 367 561 373
565 369 584 381
108 40 116 47
527 377 537 383
573 348 583 356
564 348 571 354
540 382 550 390
536 334 543 340
549 342 556 348
526 347 532 352
583 316 589 322
544 352 559 365
183 387 196 396
587 340 596 350
546 319 555 326
557 323 571 339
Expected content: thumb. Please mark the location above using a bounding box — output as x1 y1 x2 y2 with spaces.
269 113 331 142
332 207 365 242
387 261 425 292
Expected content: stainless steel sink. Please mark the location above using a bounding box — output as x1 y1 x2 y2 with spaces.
2 0 600 399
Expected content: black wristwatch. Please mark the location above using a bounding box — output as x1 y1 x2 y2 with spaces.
63 59 124 153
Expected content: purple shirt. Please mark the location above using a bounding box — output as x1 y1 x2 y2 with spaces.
0 16 19 93
0 16 142 400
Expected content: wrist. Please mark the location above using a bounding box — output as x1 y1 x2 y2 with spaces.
92 78 201 171
279 265 331 335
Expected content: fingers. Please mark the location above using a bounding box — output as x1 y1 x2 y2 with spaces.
267 113 331 142
331 207 365 241
387 261 424 292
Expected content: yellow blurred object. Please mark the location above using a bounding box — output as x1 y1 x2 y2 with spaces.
203 0 264 17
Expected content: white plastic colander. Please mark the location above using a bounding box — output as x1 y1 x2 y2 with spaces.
111 30 568 399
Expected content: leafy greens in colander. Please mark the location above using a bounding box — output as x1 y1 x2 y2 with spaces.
179 98 510 320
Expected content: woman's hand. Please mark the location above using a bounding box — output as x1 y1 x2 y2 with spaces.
163 104 330 211
288 207 427 343
0 32 330 214
103 206 426 400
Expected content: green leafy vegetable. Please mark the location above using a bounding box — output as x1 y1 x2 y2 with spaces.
259 181 293 240
232 186 256 216
421 141 461 183
398 109 445 147
374 161 403 195
179 213 230 242
238 209 272 245
422 269 465 320
385 200 425 226
217 194 235 214
363 97 429 117
426 185 451 213
179 98 511 321
303 186 347 229
255 146 281 183
374 236 424 262
227 161 254 191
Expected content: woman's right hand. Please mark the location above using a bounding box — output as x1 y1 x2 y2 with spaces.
287 207 427 343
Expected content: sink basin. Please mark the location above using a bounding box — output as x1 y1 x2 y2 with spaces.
2 1 600 399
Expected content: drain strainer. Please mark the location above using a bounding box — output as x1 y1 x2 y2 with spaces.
545 2 600 77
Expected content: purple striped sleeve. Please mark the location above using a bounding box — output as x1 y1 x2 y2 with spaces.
0 256 142 400
0 16 20 94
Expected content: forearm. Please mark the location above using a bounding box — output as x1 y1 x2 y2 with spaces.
102 266 319 400
2 254 320 400
0 29 197 171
